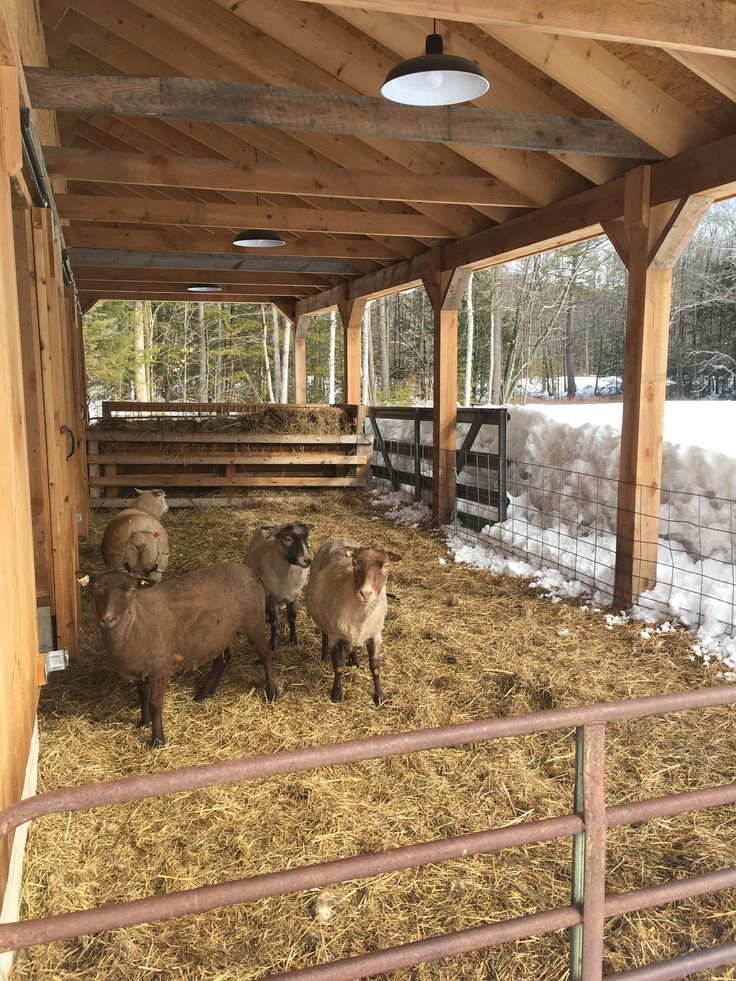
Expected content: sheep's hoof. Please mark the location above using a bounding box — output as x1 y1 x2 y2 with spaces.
290 634 299 646
265 685 279 702
150 736 165 749
373 693 385 707
330 688 343 703
270 638 278 652
193 690 209 703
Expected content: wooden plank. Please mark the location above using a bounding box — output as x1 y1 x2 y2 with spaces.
65 232 401 262
666 49 736 103
77 285 314 298
648 195 714 269
80 291 304 303
87 431 373 445
90 496 332 508
57 192 455 238
90 474 364 487
294 0 736 55
73 266 340 287
88 452 368 465
0 60 42 902
43 146 535 208
12 206 54 603
26 70 661 159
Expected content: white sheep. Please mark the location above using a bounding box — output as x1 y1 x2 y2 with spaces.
304 537 401 704
244 522 313 650
100 488 170 583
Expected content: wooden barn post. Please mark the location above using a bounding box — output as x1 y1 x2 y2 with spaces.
339 292 368 407
294 314 309 404
606 167 712 606
0 42 42 905
423 248 471 524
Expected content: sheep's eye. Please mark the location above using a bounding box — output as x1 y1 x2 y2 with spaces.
128 588 136 595
282 536 293 545
92 583 100 591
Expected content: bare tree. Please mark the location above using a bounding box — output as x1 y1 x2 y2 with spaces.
271 304 282 395
260 304 276 403
280 320 291 402
197 301 208 402
565 304 577 399
464 271 475 405
328 309 336 404
133 300 151 401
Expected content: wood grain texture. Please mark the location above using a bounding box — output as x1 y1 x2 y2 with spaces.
26 70 661 159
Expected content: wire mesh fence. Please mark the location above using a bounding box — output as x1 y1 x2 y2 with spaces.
372 438 736 641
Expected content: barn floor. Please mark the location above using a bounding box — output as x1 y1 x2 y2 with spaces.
13 491 736 980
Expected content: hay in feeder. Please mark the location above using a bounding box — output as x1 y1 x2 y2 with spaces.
89 405 351 436
14 492 736 979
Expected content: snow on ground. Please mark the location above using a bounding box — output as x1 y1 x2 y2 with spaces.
371 400 736 677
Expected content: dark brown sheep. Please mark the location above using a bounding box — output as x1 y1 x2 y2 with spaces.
79 562 277 747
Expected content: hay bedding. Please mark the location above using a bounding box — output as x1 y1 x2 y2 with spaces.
14 491 736 980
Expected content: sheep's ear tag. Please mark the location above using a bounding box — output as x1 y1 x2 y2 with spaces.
77 574 90 587
137 577 153 588
344 548 354 558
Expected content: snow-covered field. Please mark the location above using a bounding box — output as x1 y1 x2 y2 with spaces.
372 400 736 676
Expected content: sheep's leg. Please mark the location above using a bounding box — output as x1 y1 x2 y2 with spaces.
287 598 299 646
366 638 385 706
149 678 167 748
194 649 232 702
266 595 279 651
330 640 347 703
321 632 329 661
136 680 152 727
348 646 359 667
248 626 279 701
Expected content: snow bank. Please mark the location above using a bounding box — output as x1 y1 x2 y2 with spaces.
370 401 736 675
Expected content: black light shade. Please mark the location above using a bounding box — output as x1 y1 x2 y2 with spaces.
381 33 489 106
233 229 286 248
186 283 222 292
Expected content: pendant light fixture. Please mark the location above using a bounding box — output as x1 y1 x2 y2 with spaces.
381 20 489 106
233 147 285 249
187 283 222 293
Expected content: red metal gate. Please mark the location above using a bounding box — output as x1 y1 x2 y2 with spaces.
2 686 736 979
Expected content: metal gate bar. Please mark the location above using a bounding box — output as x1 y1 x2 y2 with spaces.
1 686 735 976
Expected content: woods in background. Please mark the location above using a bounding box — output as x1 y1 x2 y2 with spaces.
84 201 736 407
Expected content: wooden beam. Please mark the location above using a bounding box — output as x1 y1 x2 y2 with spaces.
26 70 661 159
666 50 736 103
422 250 470 523
56 193 455 238
63 227 401 262
611 168 709 607
293 315 308 404
68 248 364 276
78 290 299 303
648 195 713 269
338 293 368 406
73 267 340 287
43 146 535 208
294 0 736 56
76 283 312 297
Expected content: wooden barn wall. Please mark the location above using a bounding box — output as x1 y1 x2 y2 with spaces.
0 0 57 146
0 62 40 900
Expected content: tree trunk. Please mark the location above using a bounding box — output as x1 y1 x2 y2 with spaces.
133 300 150 402
367 307 377 405
378 296 391 398
488 274 503 403
280 321 291 402
362 303 370 404
328 309 336 404
464 270 475 405
271 305 281 397
261 304 276 403
565 304 577 399
197 301 208 402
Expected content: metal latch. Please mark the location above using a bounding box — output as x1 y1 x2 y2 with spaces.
40 648 69 682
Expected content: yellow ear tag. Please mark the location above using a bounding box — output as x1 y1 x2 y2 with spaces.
77 575 90 587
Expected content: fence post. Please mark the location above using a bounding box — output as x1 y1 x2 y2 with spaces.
414 411 422 502
569 722 607 981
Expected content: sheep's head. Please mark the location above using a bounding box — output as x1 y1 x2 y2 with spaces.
134 488 169 518
262 522 314 569
340 546 401 605
78 570 153 630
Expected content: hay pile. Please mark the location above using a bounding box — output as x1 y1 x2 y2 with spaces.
14 492 736 980
90 405 351 437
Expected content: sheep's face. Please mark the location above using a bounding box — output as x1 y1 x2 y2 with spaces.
81 570 149 630
345 546 401 606
265 522 314 569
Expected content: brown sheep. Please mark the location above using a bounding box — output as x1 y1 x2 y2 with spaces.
79 562 277 748
244 522 313 650
304 538 401 705
100 488 170 583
